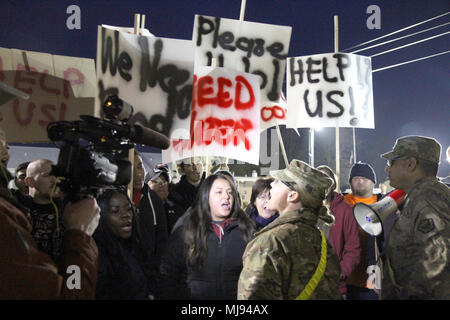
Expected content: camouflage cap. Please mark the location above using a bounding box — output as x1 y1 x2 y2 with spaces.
381 135 441 164
270 159 333 208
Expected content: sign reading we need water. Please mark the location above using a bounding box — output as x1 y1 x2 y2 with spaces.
162 66 261 165
96 25 194 139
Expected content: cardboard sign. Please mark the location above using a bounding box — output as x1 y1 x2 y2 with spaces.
101 24 154 37
193 15 291 125
260 91 287 130
96 25 194 140
286 52 374 129
0 47 95 143
162 66 261 165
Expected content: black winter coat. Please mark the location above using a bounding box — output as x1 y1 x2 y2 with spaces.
95 237 151 300
164 199 185 235
158 213 251 300
168 174 204 212
134 185 169 292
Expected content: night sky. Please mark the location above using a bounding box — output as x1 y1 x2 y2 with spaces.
1 0 449 186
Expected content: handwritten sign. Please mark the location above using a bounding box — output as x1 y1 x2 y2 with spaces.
101 24 154 37
0 46 95 143
96 25 194 139
193 15 291 123
260 91 287 130
286 52 374 129
162 66 261 165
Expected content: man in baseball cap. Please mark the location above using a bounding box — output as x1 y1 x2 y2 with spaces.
238 159 342 300
380 135 449 299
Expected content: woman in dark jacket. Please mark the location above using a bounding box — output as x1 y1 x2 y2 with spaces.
245 176 279 230
158 173 255 300
93 187 154 300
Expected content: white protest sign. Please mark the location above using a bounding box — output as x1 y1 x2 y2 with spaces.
96 25 194 139
192 15 291 128
286 52 374 129
0 47 95 143
162 66 261 165
101 24 154 37
260 91 287 130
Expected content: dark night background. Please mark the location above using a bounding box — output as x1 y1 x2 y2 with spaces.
0 0 449 189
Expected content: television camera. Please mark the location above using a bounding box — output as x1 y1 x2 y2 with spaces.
47 95 169 200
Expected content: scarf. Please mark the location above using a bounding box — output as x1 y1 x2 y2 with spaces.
249 206 279 228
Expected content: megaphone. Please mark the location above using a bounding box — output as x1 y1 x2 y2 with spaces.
353 189 406 236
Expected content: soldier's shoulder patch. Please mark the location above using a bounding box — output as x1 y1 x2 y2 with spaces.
417 218 435 234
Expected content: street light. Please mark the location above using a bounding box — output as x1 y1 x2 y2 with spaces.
447 146 450 163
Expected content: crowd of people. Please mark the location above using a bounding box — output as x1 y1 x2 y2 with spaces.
0 125 449 300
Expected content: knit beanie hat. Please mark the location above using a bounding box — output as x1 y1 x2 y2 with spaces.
349 162 376 184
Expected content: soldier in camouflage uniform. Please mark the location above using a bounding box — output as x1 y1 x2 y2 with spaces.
238 160 342 300
381 135 450 299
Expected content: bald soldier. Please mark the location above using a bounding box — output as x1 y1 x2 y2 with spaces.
238 160 342 300
380 135 450 299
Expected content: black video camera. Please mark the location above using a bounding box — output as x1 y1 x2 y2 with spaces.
47 95 169 200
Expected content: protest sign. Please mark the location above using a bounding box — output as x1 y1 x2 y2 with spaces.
96 25 194 140
286 52 374 129
192 15 291 128
260 92 287 130
162 66 261 165
0 47 95 143
100 24 154 37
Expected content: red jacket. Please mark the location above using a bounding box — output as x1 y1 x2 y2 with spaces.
0 194 98 299
328 192 361 294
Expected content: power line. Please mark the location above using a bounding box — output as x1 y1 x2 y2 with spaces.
351 22 450 54
372 50 450 73
369 31 450 58
344 11 449 51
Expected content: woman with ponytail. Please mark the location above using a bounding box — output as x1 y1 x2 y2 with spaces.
158 173 255 300
238 160 342 300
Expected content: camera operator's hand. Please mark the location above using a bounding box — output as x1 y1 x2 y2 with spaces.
63 197 101 236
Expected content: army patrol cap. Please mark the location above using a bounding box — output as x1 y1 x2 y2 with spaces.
381 135 441 164
270 159 333 209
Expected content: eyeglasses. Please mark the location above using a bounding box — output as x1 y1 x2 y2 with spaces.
275 179 296 191
257 193 270 201
386 157 409 167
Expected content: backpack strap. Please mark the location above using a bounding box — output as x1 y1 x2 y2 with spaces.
296 230 327 300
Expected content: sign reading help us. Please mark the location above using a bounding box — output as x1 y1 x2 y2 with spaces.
0 46 95 143
193 15 291 111
96 25 194 140
162 66 261 165
286 52 374 129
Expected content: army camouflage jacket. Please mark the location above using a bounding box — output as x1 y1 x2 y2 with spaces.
238 208 342 300
382 177 450 299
